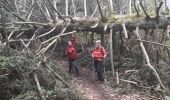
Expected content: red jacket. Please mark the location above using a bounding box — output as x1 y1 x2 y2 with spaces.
65 32 77 60
92 46 106 61
65 45 77 60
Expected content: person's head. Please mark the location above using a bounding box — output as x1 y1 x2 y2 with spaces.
95 40 101 47
68 41 72 46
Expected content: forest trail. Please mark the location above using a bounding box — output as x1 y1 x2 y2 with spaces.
56 60 151 100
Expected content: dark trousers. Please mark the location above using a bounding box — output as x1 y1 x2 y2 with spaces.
68 59 79 75
94 60 104 81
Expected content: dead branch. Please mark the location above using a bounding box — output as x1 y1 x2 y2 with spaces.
37 31 76 55
25 1 36 21
35 1 49 21
139 2 150 20
16 0 40 15
0 2 26 22
96 0 104 19
135 39 170 49
8 29 16 40
41 30 73 45
38 27 56 38
125 70 139 74
34 73 46 100
116 71 119 84
121 23 128 38
43 0 56 22
133 0 140 16
135 26 166 90
156 2 163 21
47 0 65 21
120 79 138 85
14 21 48 26
91 5 98 17
41 61 69 87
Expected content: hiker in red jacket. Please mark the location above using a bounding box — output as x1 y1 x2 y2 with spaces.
65 33 79 75
92 40 106 81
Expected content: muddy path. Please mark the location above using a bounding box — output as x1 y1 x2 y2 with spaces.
56 60 151 100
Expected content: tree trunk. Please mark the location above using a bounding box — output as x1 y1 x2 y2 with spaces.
155 0 157 13
71 0 76 17
129 0 132 15
109 0 113 14
84 0 87 16
110 29 115 77
165 0 167 10
65 0 68 16
96 0 104 19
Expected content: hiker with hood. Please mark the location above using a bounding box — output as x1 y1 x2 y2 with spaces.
91 40 106 81
64 32 79 76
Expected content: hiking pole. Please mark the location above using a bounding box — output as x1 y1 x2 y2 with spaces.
92 59 95 80
103 59 107 82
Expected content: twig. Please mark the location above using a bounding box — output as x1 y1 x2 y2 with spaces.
120 79 138 84
38 27 56 38
8 29 16 40
125 70 139 74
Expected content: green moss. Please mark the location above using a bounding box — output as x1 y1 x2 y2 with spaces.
108 15 117 22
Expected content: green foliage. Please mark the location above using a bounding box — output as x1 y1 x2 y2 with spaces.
108 15 117 22
0 56 8 68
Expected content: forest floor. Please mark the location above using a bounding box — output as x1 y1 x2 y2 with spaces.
56 60 156 100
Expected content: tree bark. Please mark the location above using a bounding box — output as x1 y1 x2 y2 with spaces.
34 73 46 100
110 29 115 77
96 0 104 19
